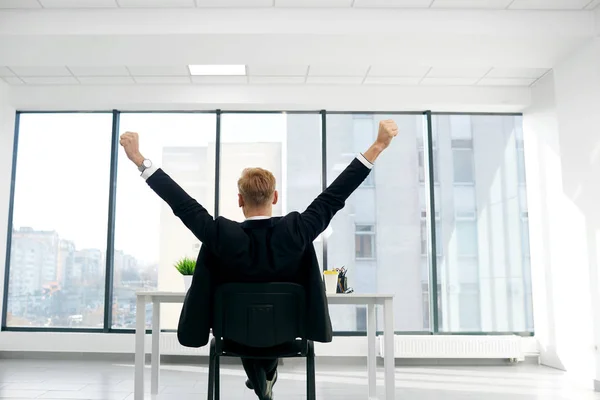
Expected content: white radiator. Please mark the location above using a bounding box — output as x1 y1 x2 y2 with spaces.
379 335 525 361
160 333 525 361
159 333 209 356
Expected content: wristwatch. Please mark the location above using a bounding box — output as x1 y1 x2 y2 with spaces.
138 159 152 174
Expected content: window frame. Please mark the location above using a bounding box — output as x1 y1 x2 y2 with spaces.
1 110 533 337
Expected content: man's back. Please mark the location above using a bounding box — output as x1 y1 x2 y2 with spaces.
210 217 307 284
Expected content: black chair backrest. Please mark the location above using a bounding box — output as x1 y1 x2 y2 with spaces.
213 283 307 348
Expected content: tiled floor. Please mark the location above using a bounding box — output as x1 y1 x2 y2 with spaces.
0 358 598 399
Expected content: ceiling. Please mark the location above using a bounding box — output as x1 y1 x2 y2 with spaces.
0 0 598 10
0 65 550 86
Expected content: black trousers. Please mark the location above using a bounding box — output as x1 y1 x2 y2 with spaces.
241 357 278 397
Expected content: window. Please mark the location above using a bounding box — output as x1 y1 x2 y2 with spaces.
356 306 367 331
418 148 438 183
219 113 323 266
421 218 442 256
452 149 474 184
355 225 375 259
112 113 216 329
456 220 478 257
3 111 531 336
6 113 113 328
433 114 533 333
327 114 428 332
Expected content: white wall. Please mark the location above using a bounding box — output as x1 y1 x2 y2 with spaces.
523 39 600 388
0 81 15 322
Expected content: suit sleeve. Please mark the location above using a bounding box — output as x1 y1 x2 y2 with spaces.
287 158 372 247
146 168 219 252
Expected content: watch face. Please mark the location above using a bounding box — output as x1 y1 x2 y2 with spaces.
143 159 152 168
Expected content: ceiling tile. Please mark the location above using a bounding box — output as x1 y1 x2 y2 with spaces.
354 0 433 8
2 77 24 85
486 67 549 79
68 66 130 77
426 67 489 78
421 77 479 86
21 77 79 85
134 76 192 84
247 65 308 76
306 76 363 84
0 67 15 77
431 0 512 8
40 0 117 7
509 0 590 10
10 66 72 77
368 65 430 77
364 77 421 85
0 0 42 8
249 76 305 84
192 76 248 84
195 0 273 7
79 76 135 84
309 65 369 77
478 78 536 86
117 0 194 7
275 0 352 7
127 66 189 76
585 0 600 9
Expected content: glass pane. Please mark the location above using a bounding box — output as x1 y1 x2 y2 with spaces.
433 114 533 333
219 113 322 265
326 114 428 332
113 113 216 329
7 113 112 328
452 149 474 183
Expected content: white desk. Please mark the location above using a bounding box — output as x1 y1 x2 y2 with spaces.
135 291 395 400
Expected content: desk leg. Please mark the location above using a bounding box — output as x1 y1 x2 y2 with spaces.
367 302 377 400
151 299 161 395
135 296 146 400
383 298 395 400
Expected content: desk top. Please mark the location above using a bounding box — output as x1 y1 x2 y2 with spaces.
136 291 393 299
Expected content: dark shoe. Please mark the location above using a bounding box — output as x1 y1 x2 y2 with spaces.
246 369 277 392
264 370 277 399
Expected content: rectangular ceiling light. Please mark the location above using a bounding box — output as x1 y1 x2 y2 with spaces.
188 65 246 76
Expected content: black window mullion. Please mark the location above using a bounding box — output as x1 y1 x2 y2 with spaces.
214 110 221 217
103 110 120 332
321 110 328 271
424 111 439 333
1 112 21 330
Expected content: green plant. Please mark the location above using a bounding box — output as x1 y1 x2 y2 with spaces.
174 257 196 276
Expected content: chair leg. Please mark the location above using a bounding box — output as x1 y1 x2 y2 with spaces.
307 341 316 400
214 355 220 400
207 339 215 400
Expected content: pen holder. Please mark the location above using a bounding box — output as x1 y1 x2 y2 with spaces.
337 275 347 294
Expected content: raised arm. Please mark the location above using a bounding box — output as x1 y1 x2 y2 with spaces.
119 132 218 250
288 120 398 246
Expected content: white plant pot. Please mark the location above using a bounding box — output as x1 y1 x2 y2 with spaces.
183 275 193 292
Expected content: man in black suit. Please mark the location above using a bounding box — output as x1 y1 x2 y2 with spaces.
120 120 398 400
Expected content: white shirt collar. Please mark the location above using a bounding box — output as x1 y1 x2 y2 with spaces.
245 216 271 221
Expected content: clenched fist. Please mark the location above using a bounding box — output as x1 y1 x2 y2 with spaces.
120 131 144 167
375 120 399 150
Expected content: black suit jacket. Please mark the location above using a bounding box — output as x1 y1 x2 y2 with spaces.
146 158 372 348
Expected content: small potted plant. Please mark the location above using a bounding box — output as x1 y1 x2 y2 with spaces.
174 257 196 291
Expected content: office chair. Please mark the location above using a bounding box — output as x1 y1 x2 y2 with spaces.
207 282 316 400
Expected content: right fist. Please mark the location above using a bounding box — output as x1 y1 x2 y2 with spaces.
376 120 398 149
120 131 144 166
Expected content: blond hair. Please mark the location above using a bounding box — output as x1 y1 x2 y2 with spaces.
237 167 276 207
